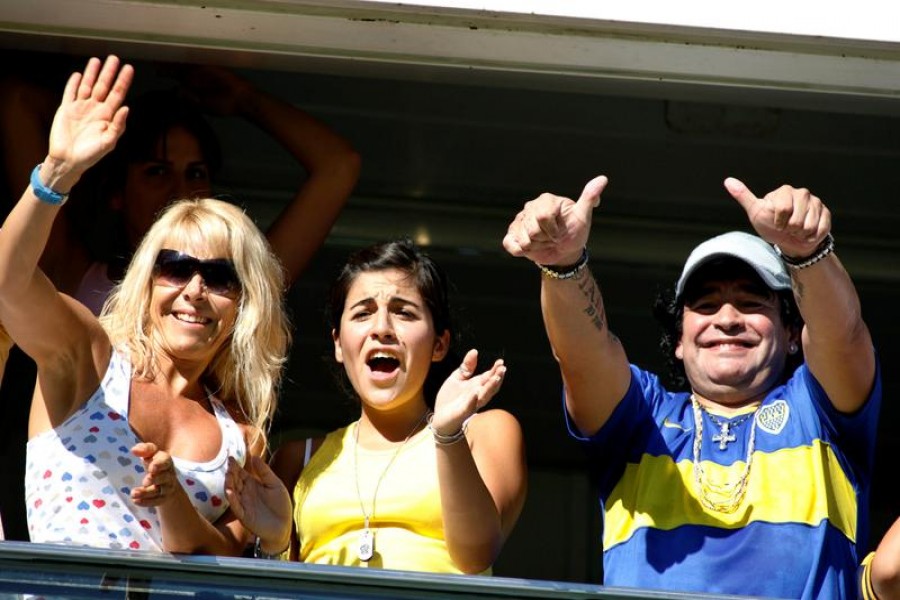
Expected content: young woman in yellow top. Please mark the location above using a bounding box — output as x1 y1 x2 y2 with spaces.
227 240 528 573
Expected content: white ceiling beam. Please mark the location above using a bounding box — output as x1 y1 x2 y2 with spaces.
1 0 899 110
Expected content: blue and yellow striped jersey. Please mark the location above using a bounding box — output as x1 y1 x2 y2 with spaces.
568 363 881 599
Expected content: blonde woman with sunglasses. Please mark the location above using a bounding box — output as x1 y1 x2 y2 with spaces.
0 56 290 555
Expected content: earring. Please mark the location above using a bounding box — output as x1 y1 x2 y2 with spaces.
788 343 799 355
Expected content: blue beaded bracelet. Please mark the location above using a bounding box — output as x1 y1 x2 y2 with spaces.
30 164 69 206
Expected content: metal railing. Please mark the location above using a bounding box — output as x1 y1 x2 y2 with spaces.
0 540 770 599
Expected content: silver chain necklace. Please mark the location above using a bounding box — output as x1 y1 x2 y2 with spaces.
697 402 757 450
691 395 760 513
353 411 430 561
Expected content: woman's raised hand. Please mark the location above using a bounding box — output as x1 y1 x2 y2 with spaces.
45 55 133 187
432 349 506 437
162 63 254 117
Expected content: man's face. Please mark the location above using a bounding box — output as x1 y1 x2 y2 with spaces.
676 271 794 406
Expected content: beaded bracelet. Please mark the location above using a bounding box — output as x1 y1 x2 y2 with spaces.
537 248 589 280
775 234 835 270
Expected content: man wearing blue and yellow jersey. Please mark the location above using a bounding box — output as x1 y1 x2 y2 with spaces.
503 176 880 599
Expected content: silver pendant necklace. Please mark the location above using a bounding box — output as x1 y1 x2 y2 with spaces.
697 403 756 450
690 395 760 513
353 411 430 562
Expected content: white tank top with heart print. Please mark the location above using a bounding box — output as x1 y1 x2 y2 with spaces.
24 349 247 551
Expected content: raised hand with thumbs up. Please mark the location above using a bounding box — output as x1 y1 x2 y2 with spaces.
502 175 607 268
723 177 831 259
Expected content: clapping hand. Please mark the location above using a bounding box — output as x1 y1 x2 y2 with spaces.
130 442 182 508
225 456 292 554
431 349 506 438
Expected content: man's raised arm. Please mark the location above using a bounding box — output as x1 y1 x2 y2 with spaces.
503 176 631 436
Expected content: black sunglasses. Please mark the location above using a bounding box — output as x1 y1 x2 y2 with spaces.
153 249 241 296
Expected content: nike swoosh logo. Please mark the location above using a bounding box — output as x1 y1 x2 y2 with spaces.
662 418 691 432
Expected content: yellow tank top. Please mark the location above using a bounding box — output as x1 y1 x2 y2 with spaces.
293 424 489 574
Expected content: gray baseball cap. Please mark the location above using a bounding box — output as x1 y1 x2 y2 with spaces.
675 231 791 300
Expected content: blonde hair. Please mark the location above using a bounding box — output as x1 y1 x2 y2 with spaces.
100 198 291 451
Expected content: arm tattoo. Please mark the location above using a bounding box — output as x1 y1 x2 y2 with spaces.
574 268 606 332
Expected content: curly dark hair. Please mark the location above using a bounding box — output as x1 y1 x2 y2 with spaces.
653 257 804 391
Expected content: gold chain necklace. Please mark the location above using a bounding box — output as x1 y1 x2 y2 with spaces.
353 411 430 561
691 395 760 513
